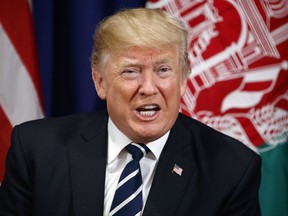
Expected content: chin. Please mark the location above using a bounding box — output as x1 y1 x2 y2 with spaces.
134 129 165 143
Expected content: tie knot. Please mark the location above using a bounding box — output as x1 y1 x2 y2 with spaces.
125 143 150 161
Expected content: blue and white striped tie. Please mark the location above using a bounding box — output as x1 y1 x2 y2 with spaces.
109 143 150 216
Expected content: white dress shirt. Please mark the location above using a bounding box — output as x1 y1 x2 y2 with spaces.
103 118 169 216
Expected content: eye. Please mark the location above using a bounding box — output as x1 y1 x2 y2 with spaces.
121 69 139 79
160 67 170 72
157 66 172 77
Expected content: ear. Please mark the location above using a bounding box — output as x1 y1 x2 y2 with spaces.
92 69 107 100
180 74 188 96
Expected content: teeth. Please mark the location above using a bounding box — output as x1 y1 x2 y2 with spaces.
139 110 156 116
140 105 157 110
137 104 159 117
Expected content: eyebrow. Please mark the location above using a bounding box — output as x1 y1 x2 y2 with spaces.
118 60 141 68
154 57 175 65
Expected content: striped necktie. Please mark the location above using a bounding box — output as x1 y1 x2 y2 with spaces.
109 143 150 216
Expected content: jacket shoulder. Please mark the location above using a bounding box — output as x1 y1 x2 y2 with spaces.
16 111 106 133
176 113 260 162
12 111 108 151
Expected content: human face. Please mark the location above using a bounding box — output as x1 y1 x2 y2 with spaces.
92 46 187 143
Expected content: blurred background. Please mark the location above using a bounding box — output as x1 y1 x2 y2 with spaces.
33 0 146 117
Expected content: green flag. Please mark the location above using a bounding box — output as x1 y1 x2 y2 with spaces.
259 141 288 216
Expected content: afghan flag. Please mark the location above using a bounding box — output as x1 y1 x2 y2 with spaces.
147 0 288 215
0 0 44 183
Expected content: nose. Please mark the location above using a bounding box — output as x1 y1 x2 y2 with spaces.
138 71 159 96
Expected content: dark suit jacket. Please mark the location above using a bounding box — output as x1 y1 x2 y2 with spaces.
0 111 261 216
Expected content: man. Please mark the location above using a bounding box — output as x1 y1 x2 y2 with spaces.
0 8 261 216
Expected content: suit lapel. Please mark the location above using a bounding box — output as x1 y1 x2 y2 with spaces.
143 116 197 216
68 113 108 216
67 112 196 215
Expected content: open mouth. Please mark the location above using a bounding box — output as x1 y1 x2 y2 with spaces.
136 105 160 117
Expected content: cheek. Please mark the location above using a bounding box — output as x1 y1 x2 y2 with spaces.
106 82 135 104
162 78 184 97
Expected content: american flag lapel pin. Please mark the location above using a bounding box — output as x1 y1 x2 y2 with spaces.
172 163 183 176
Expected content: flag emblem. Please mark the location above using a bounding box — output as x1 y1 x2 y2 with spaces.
172 164 183 176
147 0 288 215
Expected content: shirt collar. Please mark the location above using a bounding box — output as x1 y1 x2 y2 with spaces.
107 118 169 164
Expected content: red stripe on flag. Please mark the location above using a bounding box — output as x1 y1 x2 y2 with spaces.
0 0 44 182
0 0 44 108
0 106 13 181
242 81 273 91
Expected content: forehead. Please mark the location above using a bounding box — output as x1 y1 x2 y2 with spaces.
110 46 179 66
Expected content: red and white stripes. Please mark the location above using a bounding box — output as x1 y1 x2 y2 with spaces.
0 0 44 182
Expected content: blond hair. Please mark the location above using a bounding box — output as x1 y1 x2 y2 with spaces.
91 8 190 75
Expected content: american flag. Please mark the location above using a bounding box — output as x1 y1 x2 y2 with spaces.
172 163 183 176
0 0 44 183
